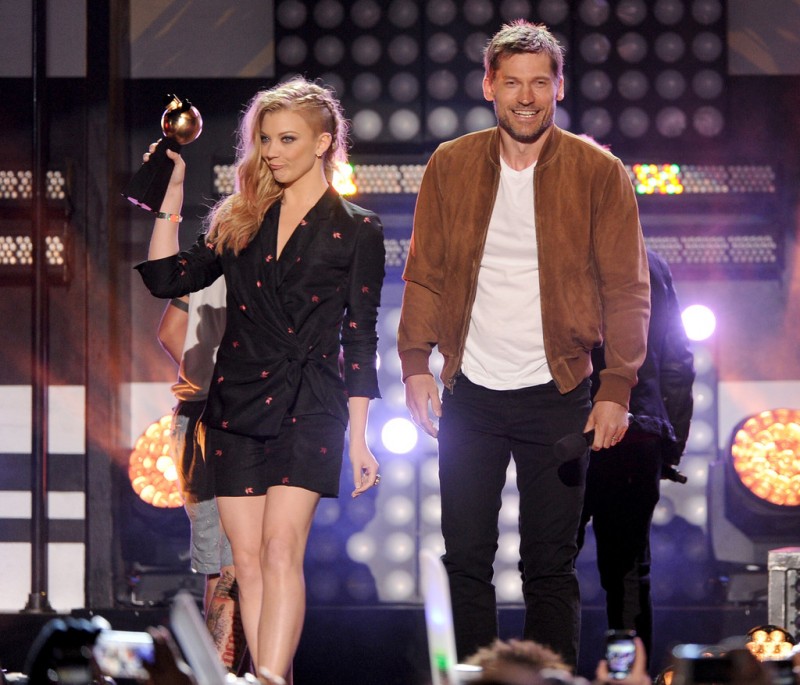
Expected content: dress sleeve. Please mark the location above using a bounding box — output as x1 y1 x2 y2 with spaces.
134 232 224 299
341 213 386 399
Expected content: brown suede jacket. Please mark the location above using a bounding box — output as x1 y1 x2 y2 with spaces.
398 125 650 409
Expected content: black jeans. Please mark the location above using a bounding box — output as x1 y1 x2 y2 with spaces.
578 436 661 662
438 374 591 666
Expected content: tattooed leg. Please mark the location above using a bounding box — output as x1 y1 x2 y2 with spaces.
206 567 247 671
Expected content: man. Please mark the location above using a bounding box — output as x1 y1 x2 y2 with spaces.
398 20 650 666
157 279 245 671
579 249 695 663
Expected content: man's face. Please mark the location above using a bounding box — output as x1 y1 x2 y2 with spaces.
483 52 564 145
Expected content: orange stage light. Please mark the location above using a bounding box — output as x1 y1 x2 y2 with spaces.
128 414 183 509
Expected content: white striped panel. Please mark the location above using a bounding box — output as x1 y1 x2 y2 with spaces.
0 382 177 453
0 542 85 611
0 386 31 453
0 385 86 454
49 385 85 453
0 491 29 518
0 491 86 519
121 381 175 448
49 491 85 519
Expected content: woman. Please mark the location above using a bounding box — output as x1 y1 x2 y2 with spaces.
136 78 385 682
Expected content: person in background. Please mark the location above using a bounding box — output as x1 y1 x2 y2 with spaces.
579 248 695 664
136 77 386 682
157 279 246 672
398 20 650 666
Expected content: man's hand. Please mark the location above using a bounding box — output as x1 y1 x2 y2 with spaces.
404 374 442 438
584 400 630 451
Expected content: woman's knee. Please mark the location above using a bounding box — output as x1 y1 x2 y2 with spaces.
261 535 304 575
231 545 262 582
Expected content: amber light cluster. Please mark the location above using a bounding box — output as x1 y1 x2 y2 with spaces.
128 414 183 508
745 625 795 660
731 409 800 506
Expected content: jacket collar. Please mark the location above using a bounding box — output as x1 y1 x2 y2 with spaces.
486 124 563 169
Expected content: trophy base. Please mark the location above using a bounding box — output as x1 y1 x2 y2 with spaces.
122 137 183 212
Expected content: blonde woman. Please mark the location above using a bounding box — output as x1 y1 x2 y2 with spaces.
136 78 385 682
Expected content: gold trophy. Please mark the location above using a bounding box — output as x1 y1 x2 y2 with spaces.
123 94 203 212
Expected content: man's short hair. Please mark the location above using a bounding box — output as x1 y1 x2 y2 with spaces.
483 20 565 82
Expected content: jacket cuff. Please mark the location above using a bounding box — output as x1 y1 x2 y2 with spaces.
593 373 632 410
399 349 433 382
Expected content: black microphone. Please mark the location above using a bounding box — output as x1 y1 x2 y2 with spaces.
553 430 594 463
661 465 688 484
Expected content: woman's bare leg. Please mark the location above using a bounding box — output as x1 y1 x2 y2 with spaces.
258 486 320 680
217 495 266 669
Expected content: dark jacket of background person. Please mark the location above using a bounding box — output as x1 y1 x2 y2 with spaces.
592 249 695 466
581 248 695 662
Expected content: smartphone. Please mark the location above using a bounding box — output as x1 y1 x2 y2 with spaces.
92 629 154 681
606 629 637 680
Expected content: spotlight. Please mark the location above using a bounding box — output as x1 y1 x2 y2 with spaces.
128 415 182 509
730 409 800 507
708 410 800 597
682 305 716 341
745 625 795 660
381 417 418 454
332 161 357 196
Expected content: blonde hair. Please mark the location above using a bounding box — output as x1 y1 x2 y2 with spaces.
205 77 349 255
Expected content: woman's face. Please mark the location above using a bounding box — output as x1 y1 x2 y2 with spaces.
259 108 330 187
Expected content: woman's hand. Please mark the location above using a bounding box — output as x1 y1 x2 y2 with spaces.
350 439 380 498
143 141 186 187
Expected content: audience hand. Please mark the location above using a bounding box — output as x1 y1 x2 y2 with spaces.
595 637 651 685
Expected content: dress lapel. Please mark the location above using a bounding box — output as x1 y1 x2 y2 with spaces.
275 186 338 287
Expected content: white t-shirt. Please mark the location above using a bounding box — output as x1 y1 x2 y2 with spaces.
461 157 552 390
172 277 227 402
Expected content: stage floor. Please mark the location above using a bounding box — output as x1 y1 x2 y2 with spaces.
0 603 767 684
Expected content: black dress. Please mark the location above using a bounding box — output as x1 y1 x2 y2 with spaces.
136 187 386 495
